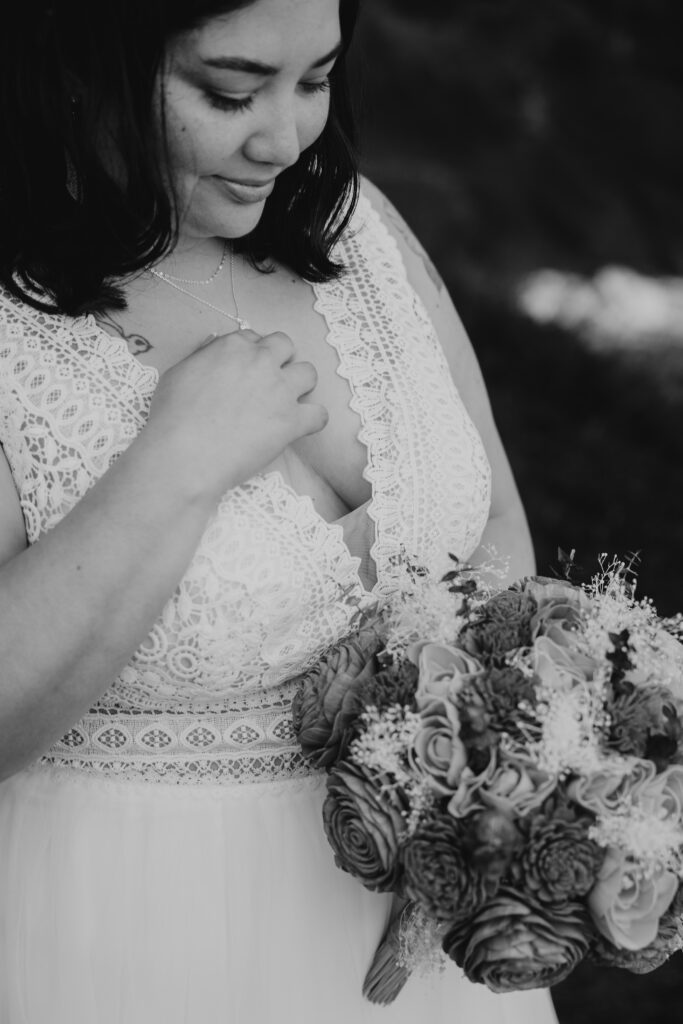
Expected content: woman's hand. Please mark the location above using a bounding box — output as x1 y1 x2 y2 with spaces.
145 329 328 502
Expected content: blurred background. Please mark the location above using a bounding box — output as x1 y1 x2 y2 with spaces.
350 1 683 1020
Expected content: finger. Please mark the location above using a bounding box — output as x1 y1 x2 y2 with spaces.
193 331 219 352
207 328 262 346
297 402 329 437
231 328 262 344
285 360 318 398
261 331 295 366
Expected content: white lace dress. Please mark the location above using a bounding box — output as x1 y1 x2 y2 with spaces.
0 195 557 1024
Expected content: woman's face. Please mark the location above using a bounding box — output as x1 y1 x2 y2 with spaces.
160 0 342 243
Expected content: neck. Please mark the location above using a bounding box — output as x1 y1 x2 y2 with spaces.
153 236 227 280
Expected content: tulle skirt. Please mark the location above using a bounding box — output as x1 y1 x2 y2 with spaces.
0 765 558 1024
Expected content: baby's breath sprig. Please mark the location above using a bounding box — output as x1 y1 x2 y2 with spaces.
349 705 421 782
526 673 612 777
581 556 683 695
349 705 435 834
662 613 683 642
382 550 498 658
589 552 641 597
382 559 467 657
397 903 449 977
589 802 683 878
447 545 510 596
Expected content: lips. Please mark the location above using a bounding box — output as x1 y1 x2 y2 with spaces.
213 177 276 203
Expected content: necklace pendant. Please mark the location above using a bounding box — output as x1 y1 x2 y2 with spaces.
150 248 249 330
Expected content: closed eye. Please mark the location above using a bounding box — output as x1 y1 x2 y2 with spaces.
203 90 255 113
300 78 331 96
204 77 330 114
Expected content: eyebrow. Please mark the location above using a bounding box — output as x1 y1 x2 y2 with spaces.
201 41 344 76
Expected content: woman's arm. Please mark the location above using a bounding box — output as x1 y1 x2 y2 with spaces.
361 178 535 583
0 329 326 781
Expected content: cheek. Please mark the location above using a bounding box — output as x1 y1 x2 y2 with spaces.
298 96 331 151
162 84 243 177
158 100 204 190
166 111 218 174
164 121 195 175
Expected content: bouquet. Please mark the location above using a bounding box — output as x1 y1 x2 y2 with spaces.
292 553 683 1000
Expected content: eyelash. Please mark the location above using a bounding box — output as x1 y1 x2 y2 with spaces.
205 78 331 113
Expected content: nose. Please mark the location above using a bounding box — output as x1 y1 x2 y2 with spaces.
243 97 302 170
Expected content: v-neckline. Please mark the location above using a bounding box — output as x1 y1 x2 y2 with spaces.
254 467 380 600
74 277 382 602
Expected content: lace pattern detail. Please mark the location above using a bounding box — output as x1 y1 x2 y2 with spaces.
35 754 323 791
42 680 321 785
41 714 314 786
105 472 372 711
0 188 491 785
0 304 158 541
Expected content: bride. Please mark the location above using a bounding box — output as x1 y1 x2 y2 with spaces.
0 0 557 1020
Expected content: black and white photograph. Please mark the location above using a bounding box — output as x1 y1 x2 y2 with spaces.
0 1 682 1021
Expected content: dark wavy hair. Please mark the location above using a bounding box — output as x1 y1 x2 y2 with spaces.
0 0 360 315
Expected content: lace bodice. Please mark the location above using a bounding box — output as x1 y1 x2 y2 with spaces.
0 193 491 784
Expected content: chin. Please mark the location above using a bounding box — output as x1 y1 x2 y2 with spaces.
185 200 267 241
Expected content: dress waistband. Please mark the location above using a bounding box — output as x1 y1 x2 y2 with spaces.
41 704 312 786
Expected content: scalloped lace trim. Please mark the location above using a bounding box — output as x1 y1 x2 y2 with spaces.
313 194 491 592
35 754 324 791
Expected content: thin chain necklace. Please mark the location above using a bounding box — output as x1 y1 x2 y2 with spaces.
150 248 251 330
156 242 229 285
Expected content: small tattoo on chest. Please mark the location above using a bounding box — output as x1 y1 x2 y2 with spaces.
94 312 154 356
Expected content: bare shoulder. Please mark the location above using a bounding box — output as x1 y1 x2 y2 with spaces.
0 445 27 564
359 177 447 297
